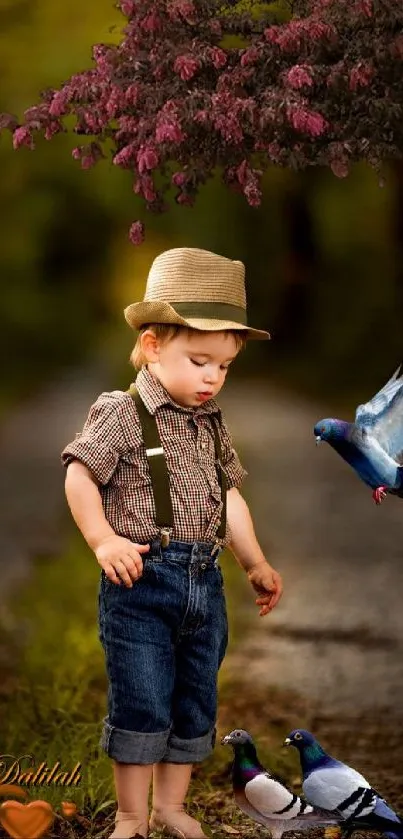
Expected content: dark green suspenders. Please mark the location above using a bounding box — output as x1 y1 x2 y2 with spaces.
127 384 227 547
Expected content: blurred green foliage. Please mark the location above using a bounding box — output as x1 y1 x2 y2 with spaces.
0 0 401 409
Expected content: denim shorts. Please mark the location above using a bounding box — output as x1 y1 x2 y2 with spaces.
98 539 228 764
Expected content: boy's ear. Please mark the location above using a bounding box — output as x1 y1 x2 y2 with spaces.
140 329 161 362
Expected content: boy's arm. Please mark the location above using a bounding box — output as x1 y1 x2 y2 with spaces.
64 460 115 551
226 487 283 614
65 460 149 586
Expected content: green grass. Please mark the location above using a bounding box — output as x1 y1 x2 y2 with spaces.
0 533 305 838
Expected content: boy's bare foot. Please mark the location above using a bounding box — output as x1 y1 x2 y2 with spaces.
109 810 148 838
149 807 207 838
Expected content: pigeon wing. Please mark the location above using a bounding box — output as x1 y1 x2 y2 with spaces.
244 774 312 820
304 766 376 819
355 367 403 461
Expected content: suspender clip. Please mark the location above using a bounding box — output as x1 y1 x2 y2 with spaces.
160 528 171 548
211 539 224 557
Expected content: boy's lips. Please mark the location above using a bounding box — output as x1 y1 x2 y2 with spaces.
196 391 213 401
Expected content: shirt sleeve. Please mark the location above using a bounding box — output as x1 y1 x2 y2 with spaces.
218 414 248 490
61 392 128 485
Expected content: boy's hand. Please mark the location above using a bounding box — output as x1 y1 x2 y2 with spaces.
247 561 283 616
95 535 150 587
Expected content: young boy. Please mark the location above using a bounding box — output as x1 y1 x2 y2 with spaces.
61 247 283 839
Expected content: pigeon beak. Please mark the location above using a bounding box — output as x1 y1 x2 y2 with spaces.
221 735 231 745
283 737 291 747
315 436 321 446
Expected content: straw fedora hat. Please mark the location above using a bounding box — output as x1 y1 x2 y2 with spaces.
124 248 270 340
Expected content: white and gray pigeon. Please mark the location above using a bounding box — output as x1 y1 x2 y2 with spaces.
284 729 403 839
222 729 342 839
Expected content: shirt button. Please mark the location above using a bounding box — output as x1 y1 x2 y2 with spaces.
201 442 207 449
201 562 207 570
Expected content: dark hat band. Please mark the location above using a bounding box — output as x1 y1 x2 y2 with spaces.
169 301 247 324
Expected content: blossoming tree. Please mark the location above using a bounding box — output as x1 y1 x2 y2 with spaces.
1 0 402 243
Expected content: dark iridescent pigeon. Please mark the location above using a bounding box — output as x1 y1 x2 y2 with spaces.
314 366 403 504
221 729 341 839
284 729 403 839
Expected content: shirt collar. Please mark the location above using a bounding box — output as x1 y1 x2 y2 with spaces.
134 366 220 417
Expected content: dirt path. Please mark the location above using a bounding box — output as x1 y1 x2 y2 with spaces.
219 380 403 715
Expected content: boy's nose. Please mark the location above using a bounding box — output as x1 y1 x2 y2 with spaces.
204 368 219 384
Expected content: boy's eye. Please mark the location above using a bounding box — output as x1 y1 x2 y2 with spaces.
190 359 231 370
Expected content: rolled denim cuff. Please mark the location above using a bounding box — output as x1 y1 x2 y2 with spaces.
100 716 170 764
162 727 216 763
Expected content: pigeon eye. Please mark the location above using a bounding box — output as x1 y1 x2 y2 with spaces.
321 426 326 433
294 732 303 740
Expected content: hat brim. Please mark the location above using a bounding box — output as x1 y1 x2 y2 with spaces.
124 301 270 341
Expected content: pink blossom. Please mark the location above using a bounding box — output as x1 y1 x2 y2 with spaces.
264 26 281 44
167 0 197 23
176 192 194 206
240 48 260 67
355 0 372 16
125 85 140 106
92 44 112 72
106 86 125 118
117 116 138 137
349 61 374 90
173 55 200 81
81 153 96 169
49 90 70 117
72 141 103 168
120 0 135 17
208 20 222 36
155 120 185 143
137 145 159 173
194 110 210 125
113 144 136 167
45 121 62 140
141 11 162 32
244 182 262 207
207 47 227 69
83 110 101 133
289 107 328 137
129 221 145 246
172 171 187 186
134 175 157 203
12 126 34 150
266 142 282 162
286 65 313 89
236 159 251 187
214 114 243 144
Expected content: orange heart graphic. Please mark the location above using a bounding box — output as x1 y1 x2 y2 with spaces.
0 799 54 839
61 800 77 818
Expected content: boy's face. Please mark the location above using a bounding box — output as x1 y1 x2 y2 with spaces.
144 329 240 408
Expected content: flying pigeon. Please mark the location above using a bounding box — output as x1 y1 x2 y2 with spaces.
221 729 342 839
284 729 403 839
314 366 403 504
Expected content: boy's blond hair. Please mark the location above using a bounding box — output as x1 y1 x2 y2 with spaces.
130 324 247 370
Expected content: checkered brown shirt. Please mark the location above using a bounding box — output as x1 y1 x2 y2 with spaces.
61 367 247 546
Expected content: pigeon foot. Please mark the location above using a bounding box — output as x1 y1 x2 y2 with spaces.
372 486 387 505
